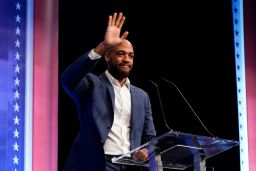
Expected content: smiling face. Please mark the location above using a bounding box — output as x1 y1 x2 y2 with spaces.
104 39 134 80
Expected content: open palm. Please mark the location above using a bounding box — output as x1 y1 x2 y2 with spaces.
104 12 129 47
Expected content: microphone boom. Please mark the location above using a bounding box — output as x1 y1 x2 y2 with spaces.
149 80 172 131
160 77 216 138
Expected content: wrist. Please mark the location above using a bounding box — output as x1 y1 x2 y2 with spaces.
94 42 111 56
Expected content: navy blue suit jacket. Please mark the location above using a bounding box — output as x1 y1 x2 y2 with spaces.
61 51 156 171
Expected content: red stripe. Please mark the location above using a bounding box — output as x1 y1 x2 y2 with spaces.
33 0 58 170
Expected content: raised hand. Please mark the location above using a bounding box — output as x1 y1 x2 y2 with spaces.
104 12 128 47
94 12 129 56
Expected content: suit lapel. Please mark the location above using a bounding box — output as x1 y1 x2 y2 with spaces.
99 74 142 148
130 86 139 126
100 74 140 128
99 73 115 108
130 85 142 144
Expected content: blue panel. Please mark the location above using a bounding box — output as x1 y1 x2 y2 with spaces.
0 0 27 170
232 0 249 171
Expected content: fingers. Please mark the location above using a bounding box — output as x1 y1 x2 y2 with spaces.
133 148 148 161
116 12 126 28
115 12 123 25
117 15 126 28
121 31 129 40
111 12 117 26
108 15 112 27
109 12 126 28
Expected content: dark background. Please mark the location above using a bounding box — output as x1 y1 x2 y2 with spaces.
58 0 240 170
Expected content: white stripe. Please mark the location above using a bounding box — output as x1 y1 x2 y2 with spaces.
232 0 249 170
24 0 34 170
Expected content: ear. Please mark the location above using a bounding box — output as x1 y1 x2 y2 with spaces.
104 53 110 62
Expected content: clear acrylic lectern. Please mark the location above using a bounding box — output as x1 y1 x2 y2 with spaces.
111 131 239 171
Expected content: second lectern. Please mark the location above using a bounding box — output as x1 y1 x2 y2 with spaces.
111 130 239 171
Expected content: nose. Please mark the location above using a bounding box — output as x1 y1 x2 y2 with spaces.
122 53 133 63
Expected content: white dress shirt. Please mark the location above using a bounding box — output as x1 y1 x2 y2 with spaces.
103 71 131 155
88 49 132 155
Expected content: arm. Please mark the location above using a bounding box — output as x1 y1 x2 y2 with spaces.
135 93 157 161
60 12 129 97
60 51 99 98
143 92 157 142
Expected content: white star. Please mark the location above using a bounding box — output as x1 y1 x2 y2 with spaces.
13 116 20 125
15 64 20 73
15 27 21 35
13 142 19 151
14 77 20 86
15 39 20 48
12 155 19 165
14 102 20 112
13 129 19 138
16 2 21 10
15 15 21 23
14 90 20 99
15 52 20 60
14 168 17 171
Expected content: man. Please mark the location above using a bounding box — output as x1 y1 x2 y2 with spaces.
61 12 156 171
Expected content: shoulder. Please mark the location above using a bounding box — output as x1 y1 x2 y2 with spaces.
130 84 149 97
83 72 110 88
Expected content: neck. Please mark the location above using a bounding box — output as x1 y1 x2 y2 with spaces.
118 78 127 86
108 70 127 86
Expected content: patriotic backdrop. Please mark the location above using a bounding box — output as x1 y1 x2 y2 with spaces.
0 0 58 170
0 0 255 171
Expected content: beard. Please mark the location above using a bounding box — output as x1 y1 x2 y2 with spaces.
107 61 132 80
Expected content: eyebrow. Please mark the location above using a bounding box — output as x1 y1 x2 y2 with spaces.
114 50 134 54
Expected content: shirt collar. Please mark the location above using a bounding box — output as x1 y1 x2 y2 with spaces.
105 70 130 89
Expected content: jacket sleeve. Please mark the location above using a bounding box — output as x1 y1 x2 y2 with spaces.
60 51 100 101
142 92 157 143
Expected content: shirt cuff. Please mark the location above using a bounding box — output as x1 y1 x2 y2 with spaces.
88 49 102 60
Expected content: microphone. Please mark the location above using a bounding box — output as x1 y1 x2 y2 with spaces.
160 77 216 138
149 80 172 131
